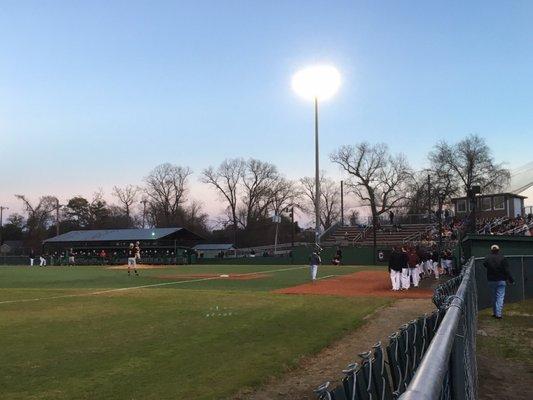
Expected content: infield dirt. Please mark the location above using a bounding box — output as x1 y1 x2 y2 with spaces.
274 270 434 299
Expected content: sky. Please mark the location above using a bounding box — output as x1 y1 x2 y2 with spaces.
1 0 532 223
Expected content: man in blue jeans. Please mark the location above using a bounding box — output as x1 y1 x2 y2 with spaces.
483 245 515 319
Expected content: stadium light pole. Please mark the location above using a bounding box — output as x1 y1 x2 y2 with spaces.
292 65 341 245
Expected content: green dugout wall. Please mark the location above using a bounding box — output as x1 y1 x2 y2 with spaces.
199 244 385 266
461 235 533 308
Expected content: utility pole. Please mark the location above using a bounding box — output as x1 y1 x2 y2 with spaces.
140 198 148 228
55 199 61 237
289 206 295 248
427 174 432 217
340 180 344 226
0 206 8 244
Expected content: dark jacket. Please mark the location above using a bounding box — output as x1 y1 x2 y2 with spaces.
309 253 321 266
483 253 514 283
388 250 406 272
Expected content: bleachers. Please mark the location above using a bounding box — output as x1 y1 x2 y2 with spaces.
323 223 433 246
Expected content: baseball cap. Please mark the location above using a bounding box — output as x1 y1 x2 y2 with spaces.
491 244 500 251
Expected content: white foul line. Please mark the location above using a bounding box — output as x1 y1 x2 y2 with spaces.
0 265 309 306
316 274 337 281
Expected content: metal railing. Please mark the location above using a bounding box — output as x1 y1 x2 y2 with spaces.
313 258 477 400
401 258 477 400
319 221 342 243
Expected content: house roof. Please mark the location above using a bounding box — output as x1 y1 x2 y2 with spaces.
452 193 527 201
44 228 187 243
193 243 235 251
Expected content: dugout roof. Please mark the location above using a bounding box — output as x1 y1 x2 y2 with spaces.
193 243 235 251
44 228 202 243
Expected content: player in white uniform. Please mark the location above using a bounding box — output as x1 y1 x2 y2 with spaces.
309 248 322 281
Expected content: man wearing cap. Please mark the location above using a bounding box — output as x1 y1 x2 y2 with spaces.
483 245 514 319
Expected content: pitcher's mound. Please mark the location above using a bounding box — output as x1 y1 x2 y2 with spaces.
274 270 433 298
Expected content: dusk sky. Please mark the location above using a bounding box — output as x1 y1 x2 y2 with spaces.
1 1 532 222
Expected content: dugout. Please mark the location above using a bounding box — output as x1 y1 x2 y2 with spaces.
461 235 533 308
43 227 204 265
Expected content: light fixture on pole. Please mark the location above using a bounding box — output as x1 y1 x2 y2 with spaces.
292 65 341 245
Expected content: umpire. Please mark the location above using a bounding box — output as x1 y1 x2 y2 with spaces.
483 244 515 319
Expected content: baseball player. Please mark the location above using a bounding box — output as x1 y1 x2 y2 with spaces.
135 241 141 264
29 249 35 267
400 247 411 290
407 247 420 287
388 246 403 291
127 243 139 276
309 246 322 282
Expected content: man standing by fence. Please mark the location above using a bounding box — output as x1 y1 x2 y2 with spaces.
483 244 514 319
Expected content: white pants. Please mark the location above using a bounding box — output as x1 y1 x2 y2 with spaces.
416 263 424 277
401 268 410 289
310 265 318 280
390 270 401 290
410 267 420 287
424 260 432 275
30 258 34 267
39 257 46 266
433 261 440 279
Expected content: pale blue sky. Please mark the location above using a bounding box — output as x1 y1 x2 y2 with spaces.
1 0 532 218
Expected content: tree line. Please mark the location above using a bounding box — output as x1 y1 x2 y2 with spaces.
0 134 510 249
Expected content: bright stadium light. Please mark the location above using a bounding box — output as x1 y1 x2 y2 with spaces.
291 65 341 102
291 64 341 245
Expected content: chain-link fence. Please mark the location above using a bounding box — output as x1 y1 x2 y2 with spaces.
314 258 477 400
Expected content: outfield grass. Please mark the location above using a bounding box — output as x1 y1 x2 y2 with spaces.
0 264 389 400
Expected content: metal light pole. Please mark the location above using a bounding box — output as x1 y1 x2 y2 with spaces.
340 180 344 226
140 198 148 229
314 97 320 245
291 65 341 246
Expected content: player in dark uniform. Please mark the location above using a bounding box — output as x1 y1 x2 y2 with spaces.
127 243 139 276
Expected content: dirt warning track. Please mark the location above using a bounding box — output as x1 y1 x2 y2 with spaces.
274 270 434 298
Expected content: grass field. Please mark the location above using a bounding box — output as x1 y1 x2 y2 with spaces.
0 264 390 400
478 299 533 364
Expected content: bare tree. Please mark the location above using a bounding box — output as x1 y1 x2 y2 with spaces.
240 158 279 227
430 134 510 233
300 174 341 231
270 178 298 216
144 163 192 226
331 143 412 260
15 194 58 245
430 134 510 195
112 185 139 218
201 158 245 235
331 143 412 222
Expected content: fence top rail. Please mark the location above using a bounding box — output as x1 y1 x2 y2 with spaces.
473 255 533 260
399 257 475 400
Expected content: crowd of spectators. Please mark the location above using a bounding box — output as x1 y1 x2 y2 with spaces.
478 214 533 236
